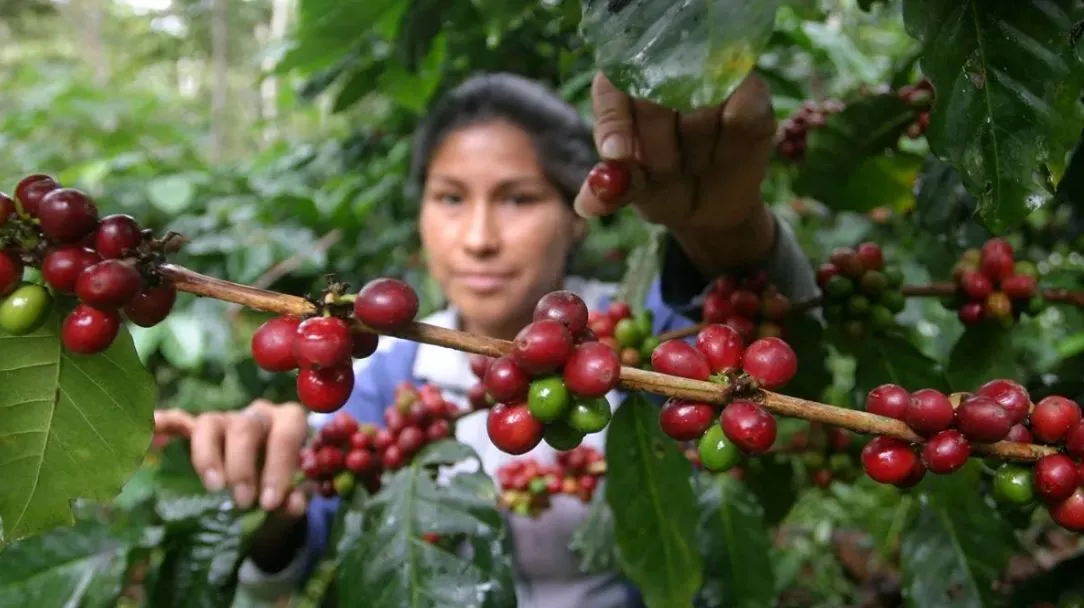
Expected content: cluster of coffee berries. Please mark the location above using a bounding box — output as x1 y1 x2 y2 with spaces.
860 378 1084 532
585 300 659 369
943 238 1042 326
898 78 933 139
0 175 177 354
299 384 460 498
654 323 798 471
776 98 846 161
787 422 859 488
251 277 419 413
817 242 905 338
496 446 605 517
701 270 790 342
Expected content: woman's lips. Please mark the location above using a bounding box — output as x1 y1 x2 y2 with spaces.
456 272 513 293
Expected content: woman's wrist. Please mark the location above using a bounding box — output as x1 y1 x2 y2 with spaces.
666 202 777 280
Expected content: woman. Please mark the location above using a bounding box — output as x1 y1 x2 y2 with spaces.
155 70 818 606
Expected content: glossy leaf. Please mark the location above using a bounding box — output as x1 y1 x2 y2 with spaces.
741 454 798 526
947 326 1020 391
913 156 993 250
581 0 787 112
696 474 776 608
605 394 702 608
0 308 155 541
902 0 1084 231
619 224 665 316
854 332 949 397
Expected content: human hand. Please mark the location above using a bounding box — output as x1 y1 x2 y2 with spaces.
573 71 776 233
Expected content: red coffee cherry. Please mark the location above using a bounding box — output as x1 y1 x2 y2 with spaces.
1030 395 1082 444
511 319 574 375
1000 274 1037 299
469 354 493 379
484 355 531 402
14 174 61 216
563 342 621 398
486 402 544 455
702 291 733 323
729 289 760 317
829 247 864 278
37 188 100 244
920 430 970 474
350 328 379 359
904 388 954 436
294 316 353 369
695 324 744 373
124 284 177 328
974 378 1031 425
426 419 451 441
658 399 715 441
896 457 928 489
855 242 884 271
1005 424 1033 443
0 193 14 224
62 304 121 355
533 290 589 337
608 301 632 321
94 214 143 259
315 445 345 475
982 237 1013 260
958 301 984 326
75 260 143 310
955 396 1012 442
1034 454 1078 502
980 249 1015 282
297 364 355 413
815 263 839 289
741 337 797 390
1049 488 1084 532
251 316 302 372
959 270 992 300
586 160 630 203
864 384 911 420
720 400 777 454
397 426 426 456
861 435 919 485
354 277 419 330
0 250 25 297
651 339 711 381
41 246 101 295
1064 421 1084 459
345 449 374 474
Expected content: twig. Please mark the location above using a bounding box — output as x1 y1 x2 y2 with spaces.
159 264 1059 463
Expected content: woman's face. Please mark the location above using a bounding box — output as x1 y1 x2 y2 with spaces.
419 120 584 338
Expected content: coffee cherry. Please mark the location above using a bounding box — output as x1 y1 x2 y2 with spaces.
350 328 379 359
920 430 970 474
896 458 927 489
651 339 711 381
985 292 1012 320
856 242 884 271
1030 395 1082 444
14 174 61 216
0 193 14 224
0 250 24 297
720 400 776 454
980 249 1014 282
397 426 425 455
958 301 984 325
543 420 585 451
955 396 1012 442
1064 421 1084 458
1001 274 1037 300
904 388 954 435
1034 454 1078 502
974 379 1031 425
586 160 630 203
251 316 302 372
469 354 492 379
563 342 620 398
607 301 632 321
487 403 544 455
381 444 405 470
511 319 574 375
1005 424 1033 443
345 449 374 474
37 188 100 244
729 289 760 317
62 304 121 354
384 408 407 435
534 290 589 336
527 376 571 423
124 284 177 328
741 337 797 390
484 355 530 402
94 214 142 259
829 247 864 278
992 464 1034 505
567 396 612 434
426 418 452 441
0 284 52 335
860 436 918 485
697 424 741 472
75 260 143 310
1049 488 1084 532
294 316 352 369
354 277 419 330
316 445 344 474
372 428 395 451
959 271 992 300
695 324 744 373
658 399 715 441
297 364 355 413
41 246 101 295
613 317 644 349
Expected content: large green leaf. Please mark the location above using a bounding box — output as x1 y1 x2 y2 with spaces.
913 156 993 251
900 462 1019 607
696 474 776 608
605 394 702 608
336 440 514 608
946 326 1020 392
853 332 949 398
902 0 1084 231
580 0 787 112
781 314 831 402
0 519 134 608
0 307 155 542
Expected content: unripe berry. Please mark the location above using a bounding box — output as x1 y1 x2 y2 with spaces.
860 436 918 485
865 384 910 420
720 401 776 454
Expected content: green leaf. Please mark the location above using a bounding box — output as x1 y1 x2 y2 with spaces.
782 314 830 401
902 0 1084 231
946 326 1020 392
0 520 134 607
740 455 799 526
336 440 514 608
0 308 155 542
1056 136 1084 207
854 332 949 397
900 462 1019 607
605 394 702 608
695 475 776 608
618 224 665 315
580 0 787 112
147 174 196 214
568 489 617 575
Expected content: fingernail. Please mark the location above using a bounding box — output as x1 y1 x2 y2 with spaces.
203 470 223 492
600 135 631 160
234 484 255 509
260 486 279 511
287 491 307 516
573 194 592 219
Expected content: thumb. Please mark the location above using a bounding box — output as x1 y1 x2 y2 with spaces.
591 72 636 160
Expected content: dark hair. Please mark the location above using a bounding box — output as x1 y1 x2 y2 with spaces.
407 72 598 206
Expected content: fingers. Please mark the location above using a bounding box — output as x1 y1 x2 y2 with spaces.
630 98 681 175
679 106 724 176
190 413 228 492
259 404 309 511
719 73 776 144
223 410 271 509
590 72 636 161
154 409 195 439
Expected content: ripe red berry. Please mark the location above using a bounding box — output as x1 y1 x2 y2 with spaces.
62 304 121 355
586 160 630 203
484 355 531 402
251 316 302 372
856 242 884 271
974 378 1031 425
729 290 760 318
608 301 632 321
651 339 711 381
720 400 777 454
959 270 992 300
316 445 345 474
534 290 589 336
904 388 955 436
865 384 911 420
75 260 143 309
981 237 1013 260
345 449 374 474
958 301 984 325
124 284 177 328
815 263 839 289
980 249 1015 282
372 428 395 451
351 328 379 359
0 250 24 297
511 319 574 375
14 174 60 216
1034 454 1078 502
1005 424 1033 443
563 342 620 398
469 354 492 379
41 246 100 295
955 396 1012 442
0 193 14 224
397 426 426 455
297 364 355 413
426 418 451 441
37 188 100 244
1065 421 1084 458
695 324 744 373
702 291 733 323
860 436 919 485
896 458 927 489
1030 395 1082 444
1000 274 1037 299
724 315 756 342
920 429 970 474
1049 488 1084 532
829 247 864 278
294 316 353 369
741 337 798 390
354 277 419 330
659 399 715 441
486 402 544 455
94 214 142 259
468 383 489 410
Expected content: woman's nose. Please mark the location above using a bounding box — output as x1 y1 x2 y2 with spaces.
462 199 500 256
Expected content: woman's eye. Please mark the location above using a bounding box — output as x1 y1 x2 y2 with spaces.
436 193 463 205
505 194 539 206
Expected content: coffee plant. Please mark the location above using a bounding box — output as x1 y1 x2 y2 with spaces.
2 1 1084 607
